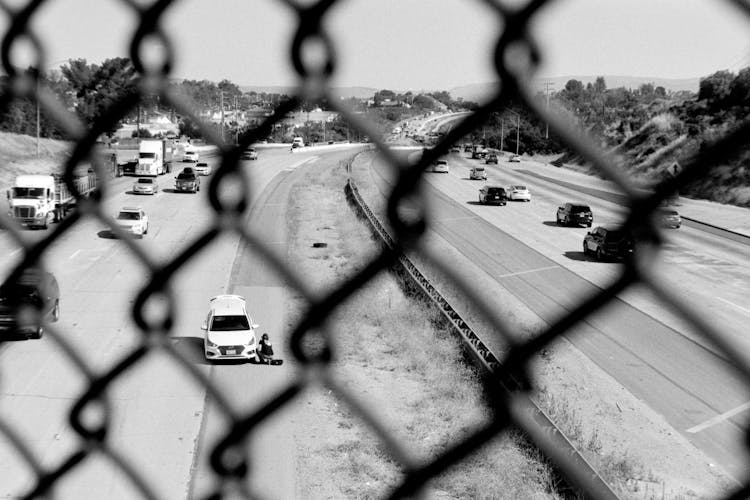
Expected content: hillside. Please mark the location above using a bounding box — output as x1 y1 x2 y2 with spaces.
0 133 71 190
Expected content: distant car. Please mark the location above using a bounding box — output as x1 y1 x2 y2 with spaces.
469 166 487 180
583 227 635 261
432 159 449 173
180 167 196 176
115 206 148 238
655 208 681 228
174 171 200 193
183 150 199 162
485 153 498 165
508 155 521 163
450 146 461 153
0 268 60 339
478 185 507 205
463 144 473 153
132 177 159 195
194 162 212 176
201 295 259 362
241 148 259 160
557 203 593 227
507 185 531 202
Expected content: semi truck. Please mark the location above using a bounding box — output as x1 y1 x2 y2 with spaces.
136 139 173 176
6 172 97 229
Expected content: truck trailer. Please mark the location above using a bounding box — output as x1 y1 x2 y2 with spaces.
136 139 173 176
7 172 97 229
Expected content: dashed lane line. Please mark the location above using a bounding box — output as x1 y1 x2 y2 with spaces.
496 265 560 279
687 402 750 434
717 297 750 316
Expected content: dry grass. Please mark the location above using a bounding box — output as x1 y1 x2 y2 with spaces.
287 153 560 499
0 132 71 189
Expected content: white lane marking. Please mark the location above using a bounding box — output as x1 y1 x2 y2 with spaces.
717 297 750 316
69 250 81 260
686 402 750 433
285 156 320 171
436 216 478 223
496 265 560 279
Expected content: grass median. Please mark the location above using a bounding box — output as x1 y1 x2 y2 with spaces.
286 156 559 499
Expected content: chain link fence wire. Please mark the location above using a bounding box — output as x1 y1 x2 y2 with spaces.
0 0 749 498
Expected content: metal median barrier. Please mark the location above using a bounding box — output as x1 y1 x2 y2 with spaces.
1 1 750 499
344 176 619 498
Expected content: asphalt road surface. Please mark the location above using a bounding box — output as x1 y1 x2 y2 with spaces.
368 150 750 480
0 146 361 499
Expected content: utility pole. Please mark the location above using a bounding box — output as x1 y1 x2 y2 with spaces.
500 119 504 153
543 81 554 139
220 91 225 142
516 113 520 155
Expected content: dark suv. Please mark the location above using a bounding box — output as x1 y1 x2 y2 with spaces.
583 227 635 261
0 268 60 339
478 186 507 205
556 203 593 227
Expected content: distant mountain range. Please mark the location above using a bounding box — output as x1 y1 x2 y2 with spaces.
242 75 700 103
241 85 377 100
449 75 700 103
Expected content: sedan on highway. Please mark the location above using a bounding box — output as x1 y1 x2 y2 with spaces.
507 185 531 202
241 148 259 160
432 160 450 173
469 166 487 180
183 150 199 163
478 185 507 205
194 162 212 176
655 208 681 228
202 295 259 362
0 268 60 339
114 206 149 238
485 153 498 165
132 177 159 195
508 155 521 163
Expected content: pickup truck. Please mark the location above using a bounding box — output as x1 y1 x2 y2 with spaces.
556 203 593 227
583 227 635 261
174 171 200 193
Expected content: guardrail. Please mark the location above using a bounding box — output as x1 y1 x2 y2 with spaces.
344 167 620 499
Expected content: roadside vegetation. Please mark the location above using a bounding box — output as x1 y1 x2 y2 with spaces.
286 155 560 499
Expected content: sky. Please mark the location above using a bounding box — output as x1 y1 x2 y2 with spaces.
3 0 749 91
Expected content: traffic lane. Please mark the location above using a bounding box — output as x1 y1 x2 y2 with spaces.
472 158 750 353
0 155 242 497
424 181 750 478
368 153 750 477
188 149 359 498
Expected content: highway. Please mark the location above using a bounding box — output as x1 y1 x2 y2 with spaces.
367 150 750 480
0 146 359 498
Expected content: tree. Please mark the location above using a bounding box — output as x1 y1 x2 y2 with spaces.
729 67 750 108
698 70 734 104
61 57 137 133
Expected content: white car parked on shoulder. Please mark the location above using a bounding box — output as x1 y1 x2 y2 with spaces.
202 295 259 362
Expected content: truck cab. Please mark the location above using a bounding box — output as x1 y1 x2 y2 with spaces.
292 137 305 148
7 176 56 229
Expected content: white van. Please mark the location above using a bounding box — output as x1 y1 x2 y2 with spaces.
292 137 305 148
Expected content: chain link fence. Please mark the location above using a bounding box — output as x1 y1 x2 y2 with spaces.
1 0 749 498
